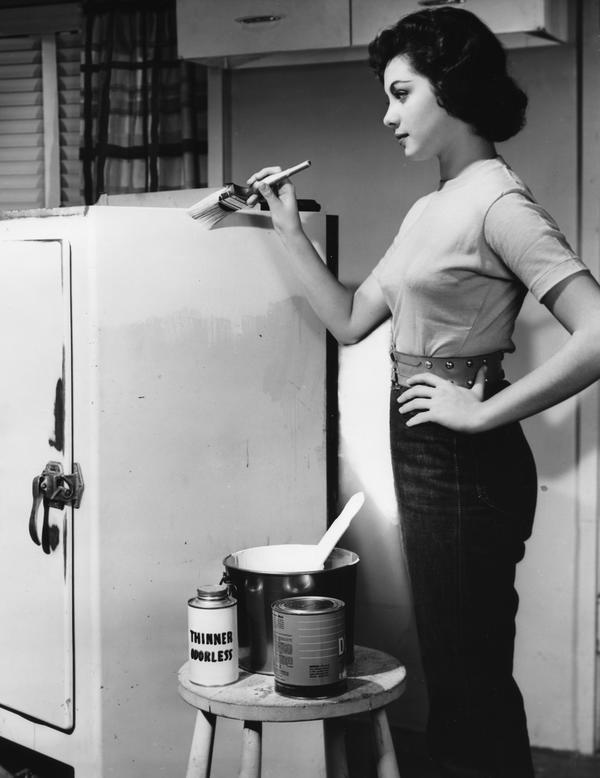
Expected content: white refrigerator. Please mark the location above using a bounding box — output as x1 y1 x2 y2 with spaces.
0 201 334 776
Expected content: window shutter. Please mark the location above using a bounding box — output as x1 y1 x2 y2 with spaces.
0 30 82 211
57 29 82 206
0 36 45 210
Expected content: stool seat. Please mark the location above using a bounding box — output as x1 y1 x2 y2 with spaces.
178 645 406 777
178 644 406 721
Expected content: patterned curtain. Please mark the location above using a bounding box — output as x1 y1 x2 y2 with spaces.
81 0 208 203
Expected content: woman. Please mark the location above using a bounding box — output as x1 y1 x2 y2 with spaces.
247 8 600 777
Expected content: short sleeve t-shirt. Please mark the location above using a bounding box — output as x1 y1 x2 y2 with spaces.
370 156 587 356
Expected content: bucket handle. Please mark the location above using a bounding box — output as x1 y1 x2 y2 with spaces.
220 570 238 599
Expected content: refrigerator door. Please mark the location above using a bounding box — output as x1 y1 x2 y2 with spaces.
0 239 74 730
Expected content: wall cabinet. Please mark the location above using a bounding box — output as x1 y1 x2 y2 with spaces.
352 0 569 49
176 0 350 60
177 0 569 67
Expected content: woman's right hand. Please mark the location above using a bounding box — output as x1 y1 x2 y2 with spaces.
246 166 304 239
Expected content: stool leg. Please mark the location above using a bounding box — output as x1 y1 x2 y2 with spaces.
239 720 262 778
186 710 216 778
371 708 401 778
323 718 350 778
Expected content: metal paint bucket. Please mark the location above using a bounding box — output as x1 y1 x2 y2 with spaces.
222 546 359 674
272 596 346 697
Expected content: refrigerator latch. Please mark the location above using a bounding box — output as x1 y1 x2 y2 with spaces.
29 462 84 554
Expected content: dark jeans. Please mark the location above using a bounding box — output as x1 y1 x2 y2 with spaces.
390 384 538 778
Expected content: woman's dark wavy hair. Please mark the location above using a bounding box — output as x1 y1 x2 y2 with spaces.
368 7 527 142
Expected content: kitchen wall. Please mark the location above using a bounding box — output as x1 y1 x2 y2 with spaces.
227 38 599 754
228 45 577 287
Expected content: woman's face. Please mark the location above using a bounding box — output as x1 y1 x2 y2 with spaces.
382 54 462 161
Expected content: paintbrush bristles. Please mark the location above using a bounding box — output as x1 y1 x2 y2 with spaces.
186 187 234 229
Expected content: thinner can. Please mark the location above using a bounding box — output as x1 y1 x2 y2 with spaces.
188 584 239 686
272 596 346 697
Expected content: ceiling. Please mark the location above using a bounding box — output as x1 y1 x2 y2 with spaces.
0 1 79 7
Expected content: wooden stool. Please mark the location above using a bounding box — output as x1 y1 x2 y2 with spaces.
178 645 406 777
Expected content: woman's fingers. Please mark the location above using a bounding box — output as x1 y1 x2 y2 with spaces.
397 397 432 414
247 179 293 208
245 164 302 234
397 374 442 405
255 180 277 203
246 165 289 207
396 384 435 404
471 365 487 400
246 166 282 186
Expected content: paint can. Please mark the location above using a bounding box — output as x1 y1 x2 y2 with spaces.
272 596 346 697
188 584 239 686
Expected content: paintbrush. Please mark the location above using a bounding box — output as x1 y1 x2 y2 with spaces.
187 160 311 228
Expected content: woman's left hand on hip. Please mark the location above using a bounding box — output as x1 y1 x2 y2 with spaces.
397 365 487 432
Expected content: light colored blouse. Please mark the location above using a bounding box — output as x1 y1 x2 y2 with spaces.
370 156 587 357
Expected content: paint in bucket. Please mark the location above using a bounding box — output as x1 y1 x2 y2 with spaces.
272 595 346 697
188 584 239 686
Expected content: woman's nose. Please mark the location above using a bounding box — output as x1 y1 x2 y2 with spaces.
383 105 398 128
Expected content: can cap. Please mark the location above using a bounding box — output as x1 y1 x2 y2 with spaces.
196 584 229 601
273 595 345 615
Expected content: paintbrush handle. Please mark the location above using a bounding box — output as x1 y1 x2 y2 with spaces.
262 160 311 188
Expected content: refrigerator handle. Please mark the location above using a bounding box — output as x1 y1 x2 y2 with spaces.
40 500 56 555
28 475 43 547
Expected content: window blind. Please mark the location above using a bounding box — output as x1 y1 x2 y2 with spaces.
57 29 82 206
0 36 45 210
0 30 83 211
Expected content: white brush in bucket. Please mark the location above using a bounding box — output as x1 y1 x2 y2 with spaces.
312 491 365 568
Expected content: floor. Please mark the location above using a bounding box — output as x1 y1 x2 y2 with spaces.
344 723 600 778
391 748 600 778
2 729 600 776
0 738 72 778
532 749 600 778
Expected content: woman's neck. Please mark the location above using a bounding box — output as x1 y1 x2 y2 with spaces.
438 135 497 182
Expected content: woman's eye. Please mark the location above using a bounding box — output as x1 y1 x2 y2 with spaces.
393 90 408 103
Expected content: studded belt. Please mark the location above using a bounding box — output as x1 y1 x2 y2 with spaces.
391 351 505 389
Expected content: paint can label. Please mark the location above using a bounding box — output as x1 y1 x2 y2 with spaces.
188 585 239 686
272 596 346 696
